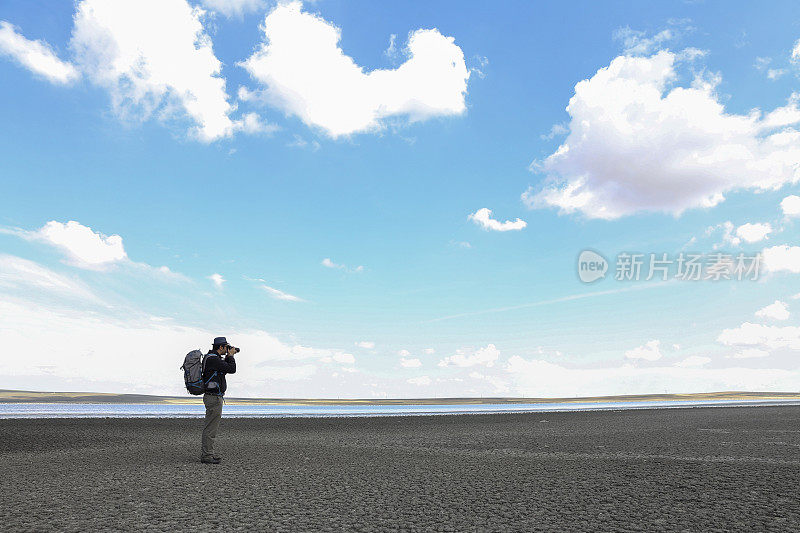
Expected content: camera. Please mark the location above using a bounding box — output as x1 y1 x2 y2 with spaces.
229 346 240 354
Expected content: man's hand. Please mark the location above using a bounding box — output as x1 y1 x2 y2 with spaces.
227 346 237 356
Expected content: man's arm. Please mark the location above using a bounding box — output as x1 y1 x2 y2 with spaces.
205 354 236 374
222 354 236 374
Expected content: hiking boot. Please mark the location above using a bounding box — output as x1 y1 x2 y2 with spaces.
201 456 221 464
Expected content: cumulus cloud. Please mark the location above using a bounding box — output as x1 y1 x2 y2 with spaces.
0 21 79 84
356 341 375 349
407 375 431 386
34 220 126 269
400 358 422 368
468 208 527 232
624 339 662 361
755 300 790 321
321 257 363 273
736 222 772 243
0 220 187 280
781 195 800 217
438 344 500 368
793 39 800 63
199 0 266 18
70 0 236 142
761 245 800 273
525 50 800 219
718 321 800 350
239 1 469 137
208 273 225 288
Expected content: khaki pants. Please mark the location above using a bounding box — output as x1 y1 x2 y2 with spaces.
201 394 223 459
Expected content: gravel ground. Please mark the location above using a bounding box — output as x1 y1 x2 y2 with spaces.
1 406 799 532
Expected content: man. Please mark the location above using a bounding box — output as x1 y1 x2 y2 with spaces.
201 336 237 464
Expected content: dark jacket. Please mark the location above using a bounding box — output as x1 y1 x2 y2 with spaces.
202 352 236 395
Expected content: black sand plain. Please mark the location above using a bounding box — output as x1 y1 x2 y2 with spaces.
2 406 799 532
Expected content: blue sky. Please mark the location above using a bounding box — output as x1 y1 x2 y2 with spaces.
1 0 800 398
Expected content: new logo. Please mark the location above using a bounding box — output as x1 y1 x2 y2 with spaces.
578 250 608 283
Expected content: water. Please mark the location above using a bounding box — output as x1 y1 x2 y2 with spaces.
1 398 798 418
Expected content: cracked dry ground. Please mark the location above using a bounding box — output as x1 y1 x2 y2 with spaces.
2 406 799 532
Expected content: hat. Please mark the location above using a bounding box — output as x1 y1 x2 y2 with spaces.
213 336 229 346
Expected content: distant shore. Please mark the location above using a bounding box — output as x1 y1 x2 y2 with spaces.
1 388 798 405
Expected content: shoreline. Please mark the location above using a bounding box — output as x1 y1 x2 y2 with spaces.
2 397 799 419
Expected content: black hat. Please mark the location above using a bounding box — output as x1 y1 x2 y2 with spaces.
213 337 228 346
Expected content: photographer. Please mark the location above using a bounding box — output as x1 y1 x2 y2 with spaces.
200 336 238 464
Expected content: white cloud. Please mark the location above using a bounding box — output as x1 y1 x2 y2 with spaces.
736 222 772 243
0 21 79 84
356 341 375 349
1 221 187 280
768 69 786 81
525 51 800 219
762 245 800 273
71 0 236 142
400 358 422 368
718 321 800 350
793 39 800 63
256 280 302 302
613 26 675 55
208 273 225 288
540 122 568 141
624 339 662 361
0 254 99 302
674 355 711 368
781 195 800 217
438 344 500 368
36 220 126 269
383 33 397 59
0 295 361 396
423 348 435 355
199 0 266 18
321 257 363 273
239 1 469 137
468 208 527 232
470 55 489 79
755 300 790 321
754 56 772 70
407 375 431 386
398 349 411 357
234 112 279 135
707 221 740 247
506 355 798 397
